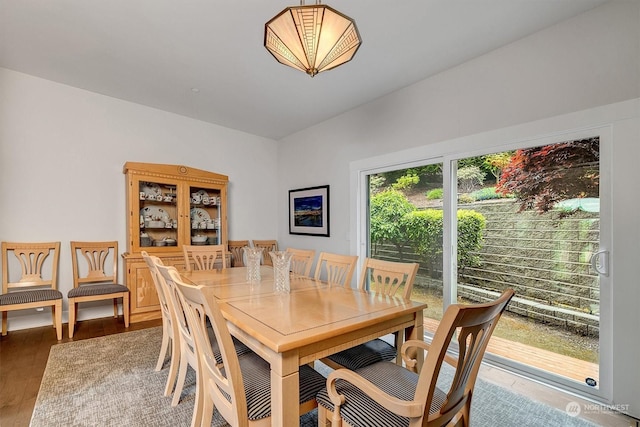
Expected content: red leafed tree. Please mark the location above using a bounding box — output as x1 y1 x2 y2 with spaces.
496 137 599 213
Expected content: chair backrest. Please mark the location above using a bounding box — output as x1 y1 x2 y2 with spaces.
313 252 358 287
155 262 196 360
141 251 173 325
172 273 248 426
70 241 118 288
228 240 250 267
2 241 61 293
183 244 227 271
251 240 278 266
358 258 419 300
285 248 316 277
415 289 514 426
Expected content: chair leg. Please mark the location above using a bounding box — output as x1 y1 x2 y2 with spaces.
123 293 130 327
164 336 180 397
171 352 188 406
191 371 202 427
156 324 170 371
54 300 63 341
113 298 118 318
317 405 331 427
2 311 7 336
68 299 76 338
460 399 472 427
394 331 404 366
199 390 214 427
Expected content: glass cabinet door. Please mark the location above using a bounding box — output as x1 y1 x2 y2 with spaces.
137 179 179 250
188 184 223 246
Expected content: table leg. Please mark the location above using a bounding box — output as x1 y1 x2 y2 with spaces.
271 353 300 426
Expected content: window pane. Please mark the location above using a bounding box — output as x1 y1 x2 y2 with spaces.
368 163 444 322
455 139 600 387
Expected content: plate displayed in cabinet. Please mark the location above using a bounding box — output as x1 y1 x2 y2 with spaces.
190 207 211 221
141 182 162 197
193 189 209 198
140 206 171 226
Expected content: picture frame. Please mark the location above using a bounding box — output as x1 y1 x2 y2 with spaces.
289 185 330 237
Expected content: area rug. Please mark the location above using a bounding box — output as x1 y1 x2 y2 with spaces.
31 327 598 427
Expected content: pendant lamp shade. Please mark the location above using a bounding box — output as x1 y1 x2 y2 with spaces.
264 2 361 77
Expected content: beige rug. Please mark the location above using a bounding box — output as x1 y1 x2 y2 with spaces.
30 327 316 426
31 327 598 427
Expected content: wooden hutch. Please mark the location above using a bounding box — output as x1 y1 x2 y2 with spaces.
123 162 228 322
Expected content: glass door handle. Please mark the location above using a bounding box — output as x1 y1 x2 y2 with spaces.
589 249 609 277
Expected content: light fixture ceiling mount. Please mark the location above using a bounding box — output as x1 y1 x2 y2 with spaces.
264 0 362 77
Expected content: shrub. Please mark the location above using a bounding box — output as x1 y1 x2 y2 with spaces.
369 190 415 255
457 165 486 192
426 188 443 200
391 173 420 191
369 175 386 194
402 209 486 277
456 210 486 269
458 193 475 204
469 186 501 201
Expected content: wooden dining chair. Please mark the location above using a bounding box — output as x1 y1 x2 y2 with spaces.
227 240 250 267
1 241 63 340
251 239 278 266
68 241 130 338
183 244 227 271
154 261 203 408
172 273 326 427
313 252 358 287
322 258 419 371
285 247 316 277
155 262 251 411
317 289 515 427
141 251 180 397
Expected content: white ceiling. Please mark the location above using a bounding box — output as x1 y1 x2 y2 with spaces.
0 0 607 140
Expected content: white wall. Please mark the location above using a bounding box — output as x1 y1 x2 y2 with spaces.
278 0 639 255
276 0 640 417
0 67 279 327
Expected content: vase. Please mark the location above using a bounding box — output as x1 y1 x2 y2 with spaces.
244 247 263 283
269 251 293 293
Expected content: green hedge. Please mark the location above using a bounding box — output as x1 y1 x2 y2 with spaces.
370 189 486 278
403 209 485 276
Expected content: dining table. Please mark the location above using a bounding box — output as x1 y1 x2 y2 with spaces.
181 265 427 427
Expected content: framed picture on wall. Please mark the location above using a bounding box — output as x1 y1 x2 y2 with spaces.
289 185 330 237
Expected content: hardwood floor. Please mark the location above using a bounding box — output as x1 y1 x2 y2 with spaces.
424 317 599 384
0 317 637 427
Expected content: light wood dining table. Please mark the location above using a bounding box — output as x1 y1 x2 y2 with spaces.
181 265 426 427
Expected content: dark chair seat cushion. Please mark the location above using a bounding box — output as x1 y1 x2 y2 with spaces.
207 326 252 364
0 289 63 306
326 338 397 370
220 352 326 421
68 283 128 298
316 361 447 427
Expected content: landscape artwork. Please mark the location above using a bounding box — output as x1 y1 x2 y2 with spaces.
289 185 329 236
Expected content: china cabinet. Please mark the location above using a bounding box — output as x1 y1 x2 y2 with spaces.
122 162 228 322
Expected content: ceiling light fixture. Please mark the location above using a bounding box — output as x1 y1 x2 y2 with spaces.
264 1 361 77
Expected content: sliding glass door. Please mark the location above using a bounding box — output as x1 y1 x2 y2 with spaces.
453 137 604 393
361 132 610 400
